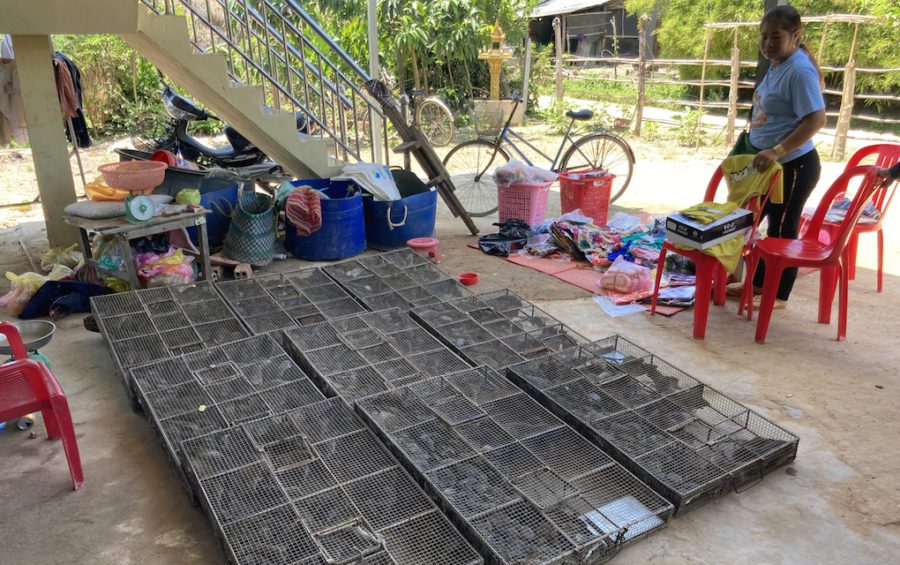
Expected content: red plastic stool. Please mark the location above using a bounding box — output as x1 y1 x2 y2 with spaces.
407 237 441 264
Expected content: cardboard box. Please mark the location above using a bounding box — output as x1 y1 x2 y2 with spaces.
665 227 750 250
666 207 752 245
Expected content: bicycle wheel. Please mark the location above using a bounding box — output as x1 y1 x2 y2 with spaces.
417 97 455 147
443 139 510 217
559 133 634 203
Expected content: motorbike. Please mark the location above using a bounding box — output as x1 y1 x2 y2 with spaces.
148 81 310 186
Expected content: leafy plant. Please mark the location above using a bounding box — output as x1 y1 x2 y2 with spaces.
673 107 706 147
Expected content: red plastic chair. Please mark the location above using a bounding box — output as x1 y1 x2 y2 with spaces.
0 322 84 490
651 165 780 339
801 143 900 291
744 166 882 344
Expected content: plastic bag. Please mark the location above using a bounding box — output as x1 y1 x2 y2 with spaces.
521 234 559 257
334 163 400 201
599 256 653 294
137 248 196 287
0 266 71 317
40 244 83 272
95 235 126 274
605 212 643 233
493 160 557 186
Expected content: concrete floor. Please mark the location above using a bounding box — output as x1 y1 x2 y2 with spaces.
2 158 899 564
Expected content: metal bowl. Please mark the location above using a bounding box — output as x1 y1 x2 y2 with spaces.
0 320 56 354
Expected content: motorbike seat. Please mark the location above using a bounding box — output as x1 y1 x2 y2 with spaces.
565 108 594 121
294 112 309 134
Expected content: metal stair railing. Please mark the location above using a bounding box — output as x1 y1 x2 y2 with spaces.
139 0 390 167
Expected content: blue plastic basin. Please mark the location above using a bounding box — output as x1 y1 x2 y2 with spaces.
284 180 366 260
363 189 437 251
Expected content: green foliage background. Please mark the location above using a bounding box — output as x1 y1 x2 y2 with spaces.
49 0 897 136
625 0 900 99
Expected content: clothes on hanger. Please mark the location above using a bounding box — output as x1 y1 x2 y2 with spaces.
53 51 90 148
52 54 79 118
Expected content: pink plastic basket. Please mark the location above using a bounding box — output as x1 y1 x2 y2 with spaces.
98 161 167 193
498 181 552 226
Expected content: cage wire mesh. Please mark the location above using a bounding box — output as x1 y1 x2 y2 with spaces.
507 336 799 513
356 366 672 564
213 269 369 334
130 335 325 472
180 398 482 565
282 310 473 403
92 283 252 400
410 291 588 370
320 248 472 311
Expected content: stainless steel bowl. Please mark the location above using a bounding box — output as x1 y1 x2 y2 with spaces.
0 320 56 354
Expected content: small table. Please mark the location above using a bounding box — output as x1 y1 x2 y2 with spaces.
64 209 212 290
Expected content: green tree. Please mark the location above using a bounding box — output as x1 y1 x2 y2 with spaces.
625 0 900 98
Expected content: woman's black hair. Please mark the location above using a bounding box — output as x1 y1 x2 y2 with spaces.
761 5 825 89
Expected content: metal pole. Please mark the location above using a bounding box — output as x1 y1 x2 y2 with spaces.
367 0 383 162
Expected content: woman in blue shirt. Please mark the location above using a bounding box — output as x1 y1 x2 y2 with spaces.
744 6 827 307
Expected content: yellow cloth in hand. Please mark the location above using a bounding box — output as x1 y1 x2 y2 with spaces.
720 154 783 206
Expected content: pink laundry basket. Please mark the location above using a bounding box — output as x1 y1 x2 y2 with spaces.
497 181 552 226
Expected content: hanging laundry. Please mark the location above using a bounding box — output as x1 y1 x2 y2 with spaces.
53 52 91 148
52 55 79 118
285 186 325 236
0 34 27 146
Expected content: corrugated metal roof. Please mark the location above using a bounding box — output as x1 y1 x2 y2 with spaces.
530 0 612 18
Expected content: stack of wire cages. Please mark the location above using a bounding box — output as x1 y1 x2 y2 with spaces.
410 290 588 371
217 268 368 331
129 335 325 488
282 309 472 403
180 397 483 565
324 248 471 311
91 282 251 400
356 366 673 564
506 335 800 513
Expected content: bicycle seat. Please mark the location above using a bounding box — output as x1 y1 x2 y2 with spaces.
566 108 594 121
409 89 426 97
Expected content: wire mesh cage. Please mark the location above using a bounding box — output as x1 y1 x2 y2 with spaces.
180 398 482 565
320 249 471 312
92 284 253 404
356 367 672 564
409 292 588 371
507 340 800 513
130 336 324 472
283 311 474 402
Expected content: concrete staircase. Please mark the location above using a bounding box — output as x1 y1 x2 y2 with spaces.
122 10 333 178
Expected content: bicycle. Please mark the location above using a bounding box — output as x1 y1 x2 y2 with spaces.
442 97 635 217
356 88 455 147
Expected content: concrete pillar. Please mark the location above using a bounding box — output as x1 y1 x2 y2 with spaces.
12 35 79 246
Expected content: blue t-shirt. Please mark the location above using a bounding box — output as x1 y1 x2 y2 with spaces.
748 49 825 164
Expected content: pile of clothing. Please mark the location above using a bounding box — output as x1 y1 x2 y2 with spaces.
533 211 666 268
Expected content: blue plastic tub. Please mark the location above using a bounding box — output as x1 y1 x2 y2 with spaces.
363 189 437 250
186 178 240 248
284 180 366 260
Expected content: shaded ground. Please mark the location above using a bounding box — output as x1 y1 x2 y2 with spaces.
1 125 899 564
